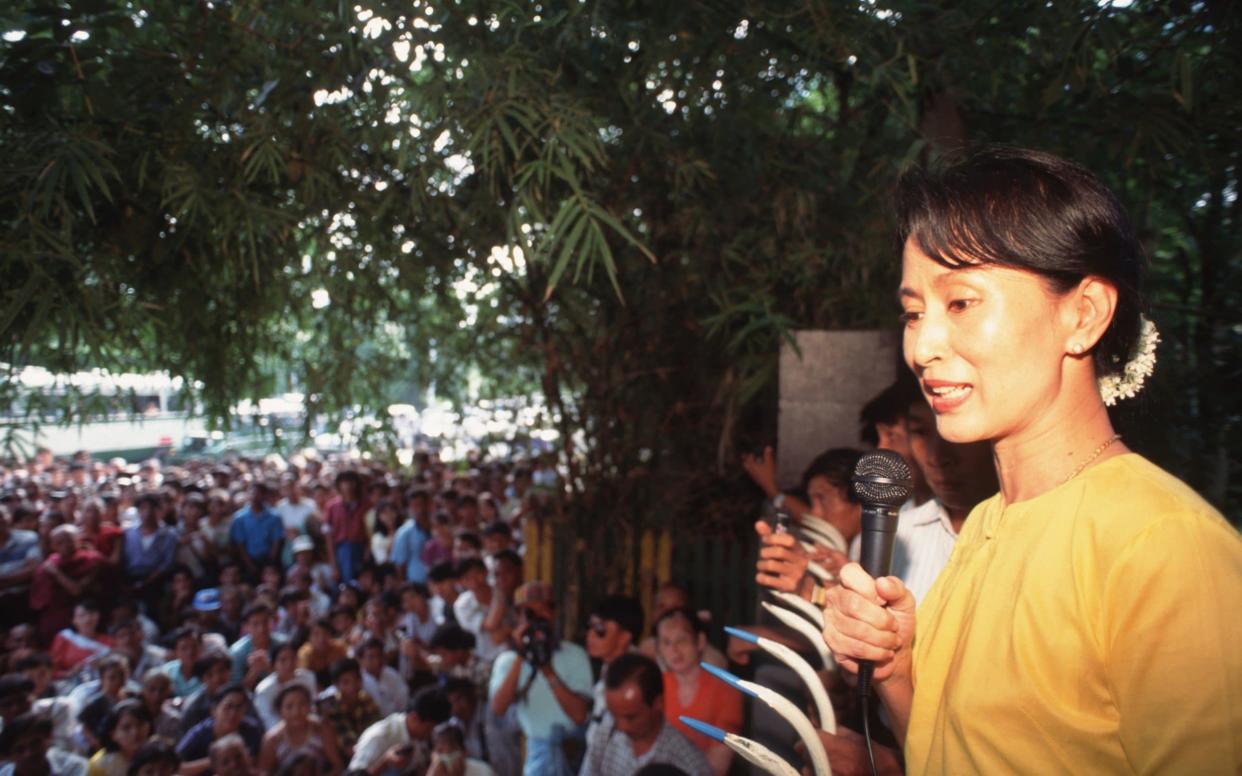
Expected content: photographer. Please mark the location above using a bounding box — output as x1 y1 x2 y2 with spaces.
488 581 591 776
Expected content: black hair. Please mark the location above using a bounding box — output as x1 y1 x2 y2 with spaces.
359 637 385 656
127 741 180 775
590 595 645 644
407 687 451 724
241 602 272 622
191 652 231 679
604 653 663 706
101 699 151 752
269 641 299 662
427 561 459 582
405 486 431 503
12 654 50 672
0 712 52 756
273 683 313 713
371 499 402 536
799 448 864 504
454 532 482 551
483 521 511 538
455 557 486 577
896 146 1144 377
441 677 476 699
0 674 33 700
428 624 476 652
334 470 361 487
653 606 706 638
493 548 522 568
210 683 248 708
166 625 200 649
400 582 431 599
330 658 361 683
858 371 923 446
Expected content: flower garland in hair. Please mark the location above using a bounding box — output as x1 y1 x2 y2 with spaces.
1098 316 1159 406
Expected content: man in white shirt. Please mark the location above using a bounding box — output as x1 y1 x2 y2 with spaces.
275 476 317 535
452 558 503 662
359 638 408 718
348 687 451 775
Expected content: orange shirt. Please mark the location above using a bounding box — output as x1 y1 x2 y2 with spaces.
663 669 743 753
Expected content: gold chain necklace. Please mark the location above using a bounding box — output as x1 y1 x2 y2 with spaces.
1062 433 1122 484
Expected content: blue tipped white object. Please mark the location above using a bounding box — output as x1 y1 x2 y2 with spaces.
700 662 832 776
724 626 835 734
679 716 802 776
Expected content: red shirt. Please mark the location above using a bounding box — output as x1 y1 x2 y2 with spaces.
324 497 369 544
663 669 743 754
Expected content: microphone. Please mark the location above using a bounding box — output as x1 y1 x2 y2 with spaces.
850 449 913 776
852 450 913 582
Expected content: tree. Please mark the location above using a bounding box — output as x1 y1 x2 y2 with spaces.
2 0 1238 569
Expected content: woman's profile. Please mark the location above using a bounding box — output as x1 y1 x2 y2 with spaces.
822 146 1242 773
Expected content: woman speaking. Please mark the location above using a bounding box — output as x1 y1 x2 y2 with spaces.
822 147 1242 773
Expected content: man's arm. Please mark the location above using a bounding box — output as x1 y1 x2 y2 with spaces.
540 665 590 726
489 654 523 717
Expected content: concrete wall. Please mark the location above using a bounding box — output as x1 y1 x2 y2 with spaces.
777 329 899 487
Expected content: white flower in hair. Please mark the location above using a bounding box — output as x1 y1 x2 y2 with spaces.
1098 316 1159 406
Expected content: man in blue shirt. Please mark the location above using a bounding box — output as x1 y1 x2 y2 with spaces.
389 487 432 583
122 493 178 611
228 483 283 581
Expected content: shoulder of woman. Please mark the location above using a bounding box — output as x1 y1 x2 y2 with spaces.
1080 455 1230 539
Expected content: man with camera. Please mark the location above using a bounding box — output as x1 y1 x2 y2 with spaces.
488 581 592 776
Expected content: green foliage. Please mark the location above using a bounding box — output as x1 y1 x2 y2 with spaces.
1 0 1239 540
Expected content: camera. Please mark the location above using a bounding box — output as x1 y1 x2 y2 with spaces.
520 616 557 668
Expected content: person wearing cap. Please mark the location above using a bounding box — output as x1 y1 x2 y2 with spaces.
488 581 592 776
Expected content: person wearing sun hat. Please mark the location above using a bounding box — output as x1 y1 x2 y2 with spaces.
488 581 593 776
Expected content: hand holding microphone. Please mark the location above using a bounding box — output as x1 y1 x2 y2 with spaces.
820 450 917 685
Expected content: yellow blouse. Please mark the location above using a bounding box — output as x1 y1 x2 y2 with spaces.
906 454 1242 774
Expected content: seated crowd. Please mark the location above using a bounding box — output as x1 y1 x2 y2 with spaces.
0 371 992 775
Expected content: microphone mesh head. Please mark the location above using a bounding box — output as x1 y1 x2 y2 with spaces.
852 450 913 507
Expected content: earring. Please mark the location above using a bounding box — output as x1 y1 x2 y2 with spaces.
1070 343 1084 355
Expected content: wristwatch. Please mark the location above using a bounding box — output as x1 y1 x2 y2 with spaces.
772 493 786 510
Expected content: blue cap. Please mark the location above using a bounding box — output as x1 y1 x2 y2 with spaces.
192 588 222 612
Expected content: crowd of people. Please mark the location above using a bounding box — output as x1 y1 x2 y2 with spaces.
4 147 1239 776
0 362 995 776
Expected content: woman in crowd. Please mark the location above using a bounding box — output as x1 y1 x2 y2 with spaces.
86 699 152 776
49 601 112 680
821 147 1242 772
174 685 262 775
76 656 130 753
654 607 740 776
367 501 401 567
254 643 317 729
256 684 342 775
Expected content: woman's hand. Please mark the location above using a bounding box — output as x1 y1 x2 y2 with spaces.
821 563 916 685
741 446 780 498
753 521 814 598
